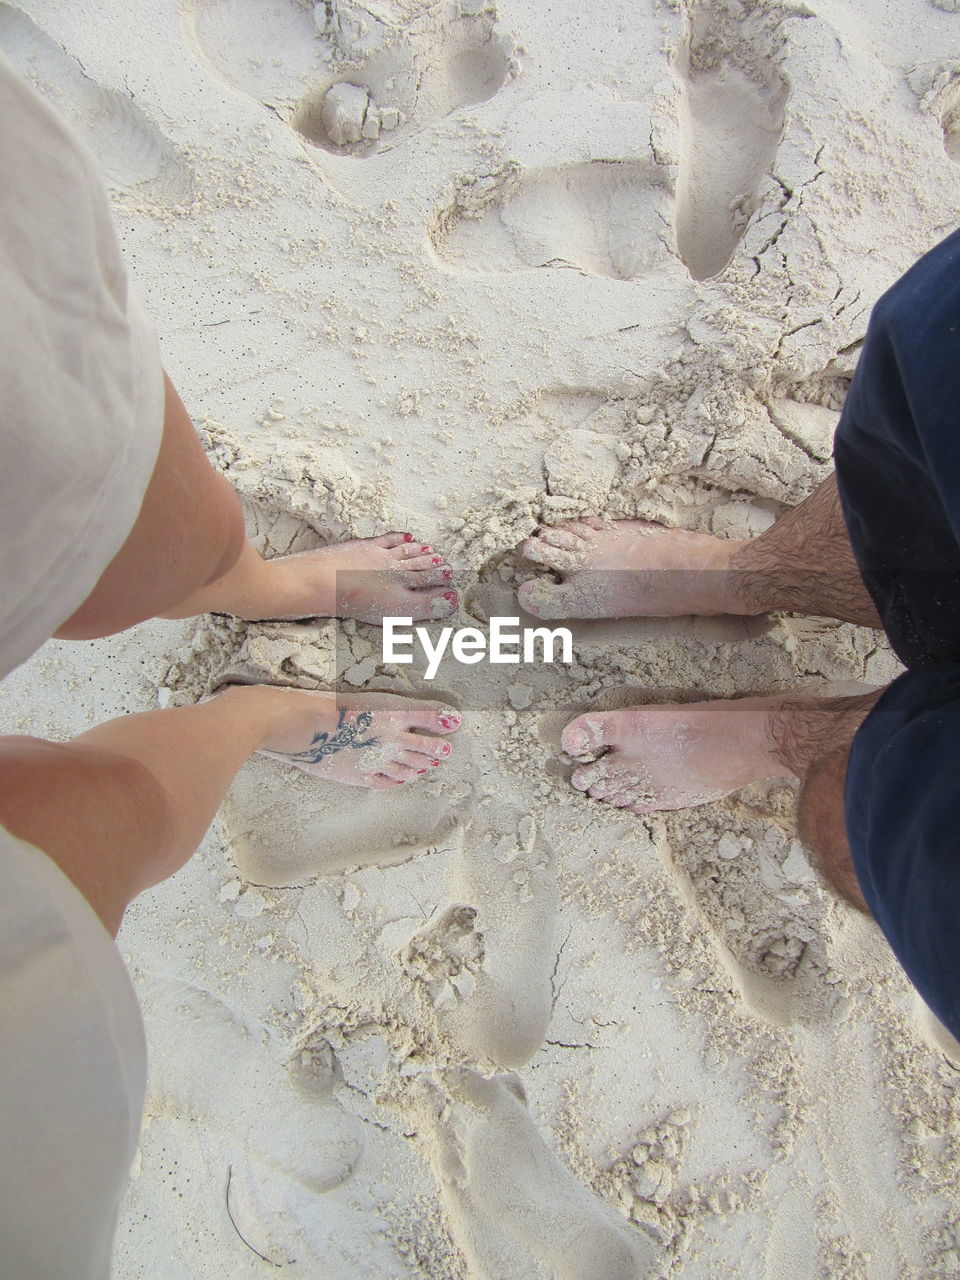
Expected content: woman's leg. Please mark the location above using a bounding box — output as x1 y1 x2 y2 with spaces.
56 372 457 641
55 373 248 640
0 684 460 936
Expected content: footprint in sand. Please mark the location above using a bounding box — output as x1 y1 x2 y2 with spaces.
416 1069 659 1280
432 159 669 280
144 981 362 1193
671 3 788 280
658 803 856 1029
936 75 960 161
183 0 514 157
401 801 557 1068
137 981 370 1268
0 3 187 198
218 744 470 885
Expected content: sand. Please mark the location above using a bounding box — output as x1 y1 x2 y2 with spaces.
2 0 960 1275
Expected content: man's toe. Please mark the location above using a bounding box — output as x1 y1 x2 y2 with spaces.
521 539 580 571
570 760 609 792
537 527 584 553
518 578 567 619
561 712 609 758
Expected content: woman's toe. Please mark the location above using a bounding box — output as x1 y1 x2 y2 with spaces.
395 552 439 571
401 566 450 588
405 702 462 735
426 589 459 618
393 540 434 561
367 773 400 790
400 731 446 757
395 748 436 771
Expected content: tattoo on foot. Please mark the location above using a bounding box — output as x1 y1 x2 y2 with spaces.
281 707 379 763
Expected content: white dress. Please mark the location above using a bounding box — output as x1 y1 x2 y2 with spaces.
0 47 163 1278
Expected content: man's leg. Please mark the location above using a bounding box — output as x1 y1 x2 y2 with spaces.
0 684 461 936
768 694 881 912
551 231 960 1038
56 372 457 641
561 688 880 910
539 462 882 901
726 475 881 625
518 473 880 626
534 464 883 909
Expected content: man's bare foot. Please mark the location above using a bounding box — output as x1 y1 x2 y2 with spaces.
561 691 881 814
561 696 792 813
167 531 460 624
218 685 462 790
518 518 749 620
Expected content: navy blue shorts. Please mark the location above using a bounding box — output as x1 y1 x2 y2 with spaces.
835 227 960 1040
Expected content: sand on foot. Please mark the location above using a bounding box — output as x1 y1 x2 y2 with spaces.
518 517 747 620
224 686 462 791
561 696 793 813
256 531 460 624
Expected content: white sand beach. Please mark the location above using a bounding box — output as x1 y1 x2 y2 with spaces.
2 0 960 1275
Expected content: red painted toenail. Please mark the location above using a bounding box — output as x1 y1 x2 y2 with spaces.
403 532 414 542
440 713 460 730
421 544 430 552
431 759 440 767
443 591 458 604
443 568 453 580
418 769 427 774
432 556 442 565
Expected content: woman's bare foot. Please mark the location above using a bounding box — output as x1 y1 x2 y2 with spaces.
561 696 795 813
261 532 459 623
166 531 460 625
518 518 749 620
221 685 462 791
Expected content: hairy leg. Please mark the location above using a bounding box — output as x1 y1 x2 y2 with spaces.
0 686 460 935
519 473 881 626
728 474 881 625
57 373 457 641
767 692 881 912
794 745 868 912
